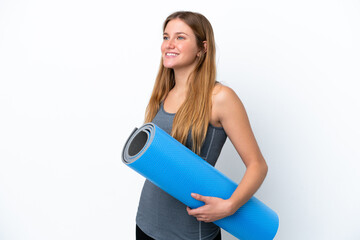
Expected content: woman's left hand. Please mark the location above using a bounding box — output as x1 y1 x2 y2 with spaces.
186 193 236 222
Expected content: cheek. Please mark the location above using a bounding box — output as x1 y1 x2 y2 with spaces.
161 43 166 53
182 44 198 57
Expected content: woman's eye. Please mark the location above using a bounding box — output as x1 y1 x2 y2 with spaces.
177 36 185 40
163 36 169 40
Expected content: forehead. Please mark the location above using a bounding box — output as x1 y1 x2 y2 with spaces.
164 18 194 36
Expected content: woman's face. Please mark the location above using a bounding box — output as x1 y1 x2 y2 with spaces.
161 18 200 72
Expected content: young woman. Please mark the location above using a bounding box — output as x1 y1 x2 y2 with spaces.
135 11 268 240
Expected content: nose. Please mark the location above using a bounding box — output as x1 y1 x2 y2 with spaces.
166 38 175 49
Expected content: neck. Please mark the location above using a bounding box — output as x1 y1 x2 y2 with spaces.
172 66 195 93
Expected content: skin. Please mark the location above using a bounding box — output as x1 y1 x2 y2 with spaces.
162 18 268 223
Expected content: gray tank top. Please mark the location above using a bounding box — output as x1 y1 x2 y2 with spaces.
136 102 227 240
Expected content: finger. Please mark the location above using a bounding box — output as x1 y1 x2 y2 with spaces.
187 207 199 216
191 193 209 202
186 206 192 215
197 217 210 222
187 205 207 216
187 206 196 216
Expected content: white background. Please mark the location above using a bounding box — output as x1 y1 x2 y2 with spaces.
1 0 359 239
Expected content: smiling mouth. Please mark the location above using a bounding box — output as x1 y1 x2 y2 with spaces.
166 53 179 56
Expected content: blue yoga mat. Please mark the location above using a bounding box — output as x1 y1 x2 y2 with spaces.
122 123 279 240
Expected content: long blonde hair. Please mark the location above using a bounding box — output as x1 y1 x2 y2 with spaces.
144 11 217 154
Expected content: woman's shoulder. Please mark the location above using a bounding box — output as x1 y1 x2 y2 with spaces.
211 83 244 126
212 82 241 106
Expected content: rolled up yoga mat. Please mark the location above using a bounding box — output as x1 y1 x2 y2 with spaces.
122 123 279 240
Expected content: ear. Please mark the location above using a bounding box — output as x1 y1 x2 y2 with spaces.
197 41 208 57
202 41 207 53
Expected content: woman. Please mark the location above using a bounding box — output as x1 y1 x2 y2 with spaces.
136 11 268 240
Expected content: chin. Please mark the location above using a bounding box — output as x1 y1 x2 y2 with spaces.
163 62 176 69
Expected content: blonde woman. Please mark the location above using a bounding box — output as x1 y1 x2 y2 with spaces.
136 11 268 240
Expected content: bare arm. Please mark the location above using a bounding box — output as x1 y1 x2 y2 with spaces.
216 86 268 212
187 85 268 222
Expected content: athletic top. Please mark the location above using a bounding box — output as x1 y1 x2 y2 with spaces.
136 101 228 240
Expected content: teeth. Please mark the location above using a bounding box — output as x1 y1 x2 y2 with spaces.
166 53 178 56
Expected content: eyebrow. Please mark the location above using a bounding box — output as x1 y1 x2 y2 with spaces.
163 32 189 36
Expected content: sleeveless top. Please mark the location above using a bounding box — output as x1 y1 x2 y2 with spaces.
136 102 227 240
